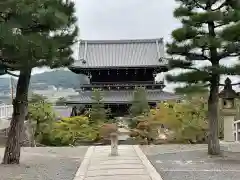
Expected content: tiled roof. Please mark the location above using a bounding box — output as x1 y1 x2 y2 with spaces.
72 38 166 68
65 90 181 104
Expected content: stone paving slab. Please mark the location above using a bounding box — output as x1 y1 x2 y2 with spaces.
84 175 152 180
142 145 240 180
90 159 141 165
74 145 163 180
87 168 148 176
88 164 145 170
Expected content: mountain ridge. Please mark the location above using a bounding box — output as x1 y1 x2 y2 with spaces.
0 70 88 93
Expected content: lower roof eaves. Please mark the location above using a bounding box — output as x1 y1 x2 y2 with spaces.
65 90 181 105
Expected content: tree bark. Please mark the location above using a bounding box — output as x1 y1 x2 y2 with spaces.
207 75 220 155
2 69 32 164
206 4 220 155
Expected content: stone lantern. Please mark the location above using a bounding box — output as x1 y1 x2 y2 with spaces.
219 78 239 142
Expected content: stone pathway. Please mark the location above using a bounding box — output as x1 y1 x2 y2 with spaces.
74 145 162 180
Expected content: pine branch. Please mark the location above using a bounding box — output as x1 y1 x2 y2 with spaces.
6 70 19 77
232 82 240 86
219 52 240 59
214 23 226 28
166 71 210 84
168 59 192 68
0 61 21 69
227 64 240 75
219 82 240 86
192 0 206 10
186 52 210 60
174 6 194 17
212 1 227 11
219 42 240 59
167 0 240 98
175 84 209 94
168 59 204 72
21 22 51 34
221 22 240 41
167 43 210 60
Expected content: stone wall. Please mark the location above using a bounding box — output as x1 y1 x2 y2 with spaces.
0 121 35 147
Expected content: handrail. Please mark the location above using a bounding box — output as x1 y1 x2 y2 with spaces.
234 120 240 142
0 105 71 120
0 105 13 119
234 120 240 124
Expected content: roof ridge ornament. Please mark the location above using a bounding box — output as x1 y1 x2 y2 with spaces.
156 39 164 62
81 59 86 64
155 39 161 61
78 40 87 64
219 77 239 99
224 77 232 90
81 41 88 64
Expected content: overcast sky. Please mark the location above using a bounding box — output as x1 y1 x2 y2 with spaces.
76 0 179 41
33 0 239 91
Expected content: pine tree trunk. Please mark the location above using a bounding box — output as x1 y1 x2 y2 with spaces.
207 75 220 155
2 69 31 164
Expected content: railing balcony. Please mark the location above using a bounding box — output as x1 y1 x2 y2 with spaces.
77 82 165 91
0 105 13 120
0 105 71 121
91 81 160 85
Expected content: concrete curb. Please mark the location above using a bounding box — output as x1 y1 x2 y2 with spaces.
73 146 95 180
143 148 207 156
133 145 163 180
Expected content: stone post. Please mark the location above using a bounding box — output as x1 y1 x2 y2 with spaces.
223 114 235 142
219 78 239 142
110 132 118 156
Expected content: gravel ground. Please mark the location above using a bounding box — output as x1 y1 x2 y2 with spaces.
142 145 240 180
0 146 88 180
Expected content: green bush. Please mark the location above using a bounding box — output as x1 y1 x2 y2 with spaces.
28 98 56 144
136 98 209 144
28 93 104 146
48 116 99 146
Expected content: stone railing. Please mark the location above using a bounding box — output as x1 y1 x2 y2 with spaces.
0 105 13 119
234 120 240 142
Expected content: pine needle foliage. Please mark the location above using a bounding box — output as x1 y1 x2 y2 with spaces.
166 0 240 155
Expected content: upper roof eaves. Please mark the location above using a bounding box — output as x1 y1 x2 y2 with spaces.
70 38 167 69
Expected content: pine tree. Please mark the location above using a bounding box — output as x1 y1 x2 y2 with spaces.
89 89 108 124
166 0 240 155
129 87 150 128
55 97 67 106
130 87 150 117
0 0 78 164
